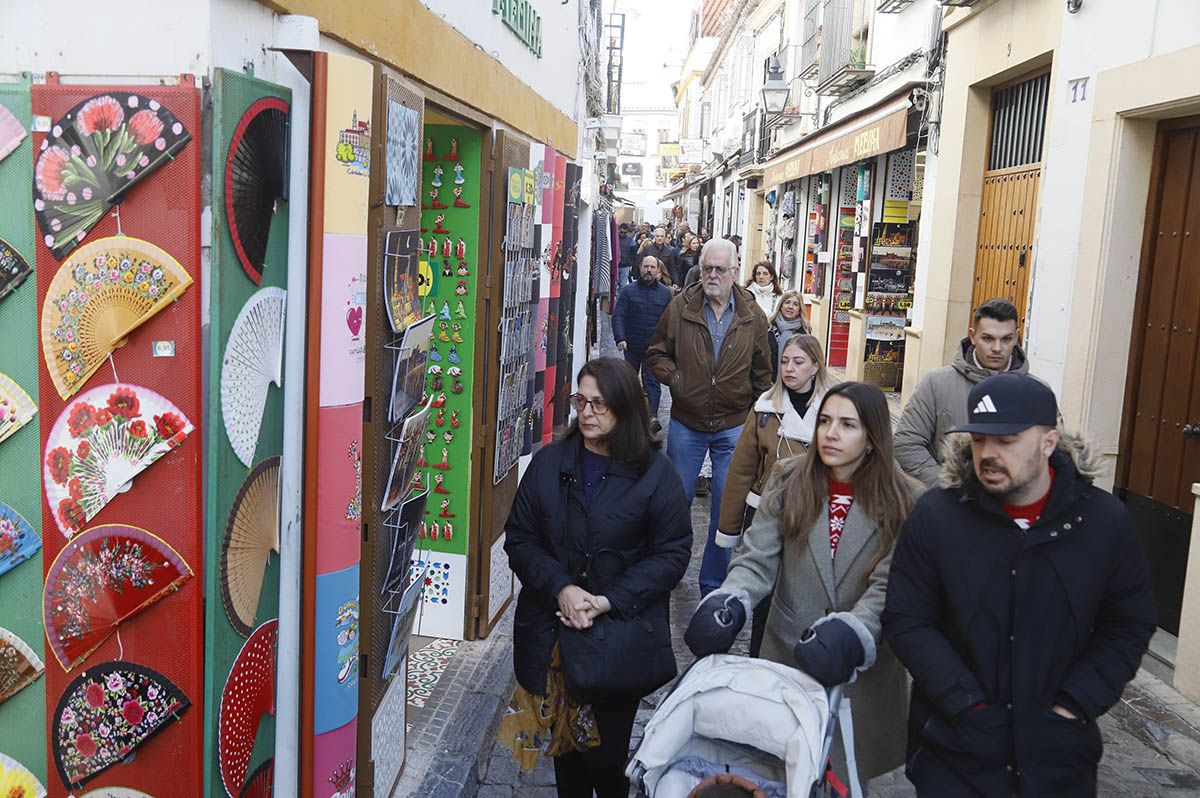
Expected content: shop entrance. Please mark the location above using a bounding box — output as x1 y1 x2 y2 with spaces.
970 69 1050 328
1117 117 1200 635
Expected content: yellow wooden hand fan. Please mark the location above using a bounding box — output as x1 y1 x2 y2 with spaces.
41 236 193 400
221 456 281 636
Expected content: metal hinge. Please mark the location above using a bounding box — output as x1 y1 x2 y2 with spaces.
478 425 491 447
471 594 483 620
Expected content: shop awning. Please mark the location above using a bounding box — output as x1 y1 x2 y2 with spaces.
762 92 913 187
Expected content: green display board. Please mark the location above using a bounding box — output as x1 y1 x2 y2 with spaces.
0 75 47 786
202 68 290 797
417 126 482 556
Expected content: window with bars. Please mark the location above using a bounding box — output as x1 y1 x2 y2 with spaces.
988 72 1050 170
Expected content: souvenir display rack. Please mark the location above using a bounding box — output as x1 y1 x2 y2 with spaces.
862 221 915 391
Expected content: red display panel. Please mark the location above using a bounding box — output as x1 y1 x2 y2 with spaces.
33 76 203 798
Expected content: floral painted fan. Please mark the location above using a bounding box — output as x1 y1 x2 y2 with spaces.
219 619 277 798
222 288 285 467
44 524 193 671
240 759 274 798
52 660 191 789
34 92 192 259
0 372 37 446
227 97 290 285
44 383 193 537
0 626 45 705
0 237 32 302
42 237 192 400
221 457 281 636
0 501 40 579
78 789 155 798
0 752 45 798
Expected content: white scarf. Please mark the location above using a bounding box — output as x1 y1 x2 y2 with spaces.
748 282 780 316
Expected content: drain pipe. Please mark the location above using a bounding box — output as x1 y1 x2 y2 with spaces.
271 13 318 798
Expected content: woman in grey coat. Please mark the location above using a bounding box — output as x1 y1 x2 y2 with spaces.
685 381 917 794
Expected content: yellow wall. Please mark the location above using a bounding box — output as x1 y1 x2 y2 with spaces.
261 0 579 157
909 0 1061 380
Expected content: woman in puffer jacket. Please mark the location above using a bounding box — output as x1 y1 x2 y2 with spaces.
715 334 830 655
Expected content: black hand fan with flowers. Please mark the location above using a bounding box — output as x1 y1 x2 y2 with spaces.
34 93 191 259
0 238 31 302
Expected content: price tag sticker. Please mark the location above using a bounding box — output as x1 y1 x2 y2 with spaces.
152 341 176 358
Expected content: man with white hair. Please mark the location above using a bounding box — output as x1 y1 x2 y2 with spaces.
643 226 682 287
647 238 773 594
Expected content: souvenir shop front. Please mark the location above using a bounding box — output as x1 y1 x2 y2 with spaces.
0 30 587 798
762 92 923 387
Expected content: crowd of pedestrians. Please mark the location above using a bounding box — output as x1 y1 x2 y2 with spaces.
500 232 1156 798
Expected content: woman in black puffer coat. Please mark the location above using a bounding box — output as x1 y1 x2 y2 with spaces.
501 357 692 798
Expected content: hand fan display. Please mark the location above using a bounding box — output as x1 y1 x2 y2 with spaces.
43 524 193 671
44 383 194 537
220 457 281 636
240 759 274 798
0 752 45 798
219 619 277 797
52 660 191 789
0 500 40 579
78 789 155 798
41 237 193 400
34 92 192 259
0 104 27 163
0 237 32 302
0 627 45 705
0 372 37 446
226 98 290 285
221 288 286 468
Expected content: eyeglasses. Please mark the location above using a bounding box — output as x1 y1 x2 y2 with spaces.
701 265 733 275
570 393 610 415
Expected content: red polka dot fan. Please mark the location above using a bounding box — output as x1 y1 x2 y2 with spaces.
219 619 278 798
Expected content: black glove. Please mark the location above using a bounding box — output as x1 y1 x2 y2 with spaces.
684 592 747 657
791 616 865 687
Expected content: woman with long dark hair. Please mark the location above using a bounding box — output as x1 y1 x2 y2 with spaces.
745 261 782 317
687 381 916 794
501 358 692 798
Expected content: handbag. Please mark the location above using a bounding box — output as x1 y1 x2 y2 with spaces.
558 600 676 703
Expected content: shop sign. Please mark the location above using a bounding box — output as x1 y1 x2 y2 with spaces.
763 96 910 187
620 162 643 176
492 0 543 58
658 141 681 157
523 169 536 204
679 139 703 165
619 132 647 157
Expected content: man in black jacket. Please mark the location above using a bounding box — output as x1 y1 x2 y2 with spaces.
883 373 1155 798
613 254 673 426
644 227 682 287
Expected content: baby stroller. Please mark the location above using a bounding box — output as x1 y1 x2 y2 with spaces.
627 654 853 798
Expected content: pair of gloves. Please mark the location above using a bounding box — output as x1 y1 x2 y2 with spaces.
683 591 876 688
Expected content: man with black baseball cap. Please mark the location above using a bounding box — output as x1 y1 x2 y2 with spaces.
882 373 1155 797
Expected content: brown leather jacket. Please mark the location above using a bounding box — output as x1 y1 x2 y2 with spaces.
646 283 773 432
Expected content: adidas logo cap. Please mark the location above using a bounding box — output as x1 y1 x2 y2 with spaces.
951 372 1058 435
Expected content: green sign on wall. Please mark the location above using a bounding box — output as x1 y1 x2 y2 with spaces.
491 0 543 58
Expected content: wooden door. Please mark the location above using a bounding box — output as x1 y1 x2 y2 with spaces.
467 128 527 639
1117 119 1200 634
971 70 1050 327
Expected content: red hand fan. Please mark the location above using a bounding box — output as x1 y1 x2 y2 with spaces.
239 758 274 798
43 524 193 671
219 619 277 798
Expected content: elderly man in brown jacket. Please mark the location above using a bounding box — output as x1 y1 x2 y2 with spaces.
647 238 773 594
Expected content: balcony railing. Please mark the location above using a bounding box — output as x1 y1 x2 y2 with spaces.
816 0 874 95
800 0 822 78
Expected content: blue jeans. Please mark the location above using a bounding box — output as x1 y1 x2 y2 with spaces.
666 419 743 594
618 265 631 287
623 350 661 417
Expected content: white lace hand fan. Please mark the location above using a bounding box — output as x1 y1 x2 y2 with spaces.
221 287 286 467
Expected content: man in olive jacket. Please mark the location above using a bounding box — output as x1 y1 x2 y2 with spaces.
883 374 1155 797
646 238 773 594
895 298 1029 486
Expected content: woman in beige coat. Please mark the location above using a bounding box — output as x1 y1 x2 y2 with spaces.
716 334 831 655
686 381 916 794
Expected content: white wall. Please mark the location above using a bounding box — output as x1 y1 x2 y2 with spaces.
1027 0 1200 391
419 0 581 119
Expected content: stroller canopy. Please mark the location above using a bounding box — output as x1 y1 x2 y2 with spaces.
628 654 831 798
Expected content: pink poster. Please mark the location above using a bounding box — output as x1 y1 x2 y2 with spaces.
319 233 368 408
316 402 364 573
313 717 357 798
